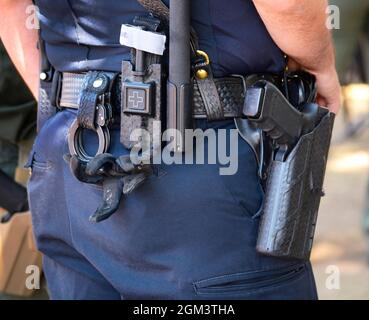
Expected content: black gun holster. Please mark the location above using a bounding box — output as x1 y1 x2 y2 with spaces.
256 111 335 261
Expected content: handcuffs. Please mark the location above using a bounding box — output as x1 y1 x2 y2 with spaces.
68 106 111 162
67 74 114 163
65 71 151 223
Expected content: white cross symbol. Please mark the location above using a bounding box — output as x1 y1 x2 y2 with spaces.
128 91 144 109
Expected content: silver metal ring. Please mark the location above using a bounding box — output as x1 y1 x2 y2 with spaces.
68 119 110 162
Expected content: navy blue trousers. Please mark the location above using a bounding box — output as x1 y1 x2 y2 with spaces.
27 109 318 300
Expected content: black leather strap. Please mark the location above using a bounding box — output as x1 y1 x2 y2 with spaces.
77 71 117 129
195 70 224 121
193 77 245 119
136 0 169 22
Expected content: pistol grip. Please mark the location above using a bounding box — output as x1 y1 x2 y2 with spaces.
243 81 304 145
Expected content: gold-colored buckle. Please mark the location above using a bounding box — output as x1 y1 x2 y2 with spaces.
195 50 210 80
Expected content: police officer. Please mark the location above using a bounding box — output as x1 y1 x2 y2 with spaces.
0 0 340 299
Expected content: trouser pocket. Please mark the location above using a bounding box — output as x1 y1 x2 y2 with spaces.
193 263 306 297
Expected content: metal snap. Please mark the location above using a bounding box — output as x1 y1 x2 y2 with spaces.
40 72 47 81
93 77 104 89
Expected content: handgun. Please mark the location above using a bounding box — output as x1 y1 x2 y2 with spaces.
243 76 335 260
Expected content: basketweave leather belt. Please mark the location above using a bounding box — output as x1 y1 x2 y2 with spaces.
58 72 246 120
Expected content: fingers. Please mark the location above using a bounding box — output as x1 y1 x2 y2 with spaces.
317 94 341 114
287 58 341 114
314 69 342 114
327 95 342 115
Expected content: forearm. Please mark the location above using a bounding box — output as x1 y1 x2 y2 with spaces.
0 0 40 98
252 0 341 113
252 0 335 75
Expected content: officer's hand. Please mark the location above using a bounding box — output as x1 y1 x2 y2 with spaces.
314 68 341 114
288 59 341 114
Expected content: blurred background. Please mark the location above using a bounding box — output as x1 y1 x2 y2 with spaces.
1 0 369 300
311 0 369 300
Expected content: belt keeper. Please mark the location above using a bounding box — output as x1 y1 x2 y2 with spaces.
77 71 115 130
50 71 62 109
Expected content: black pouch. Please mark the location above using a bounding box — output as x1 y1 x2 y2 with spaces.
120 16 166 157
120 59 163 150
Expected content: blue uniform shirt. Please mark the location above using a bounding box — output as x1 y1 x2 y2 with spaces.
35 0 285 77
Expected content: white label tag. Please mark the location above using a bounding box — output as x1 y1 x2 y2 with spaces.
120 24 167 56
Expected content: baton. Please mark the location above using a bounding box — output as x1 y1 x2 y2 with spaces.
167 0 192 152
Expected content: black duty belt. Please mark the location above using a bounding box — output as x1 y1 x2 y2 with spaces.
59 72 245 120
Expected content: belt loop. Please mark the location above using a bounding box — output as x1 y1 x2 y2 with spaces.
195 69 224 121
50 71 62 109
